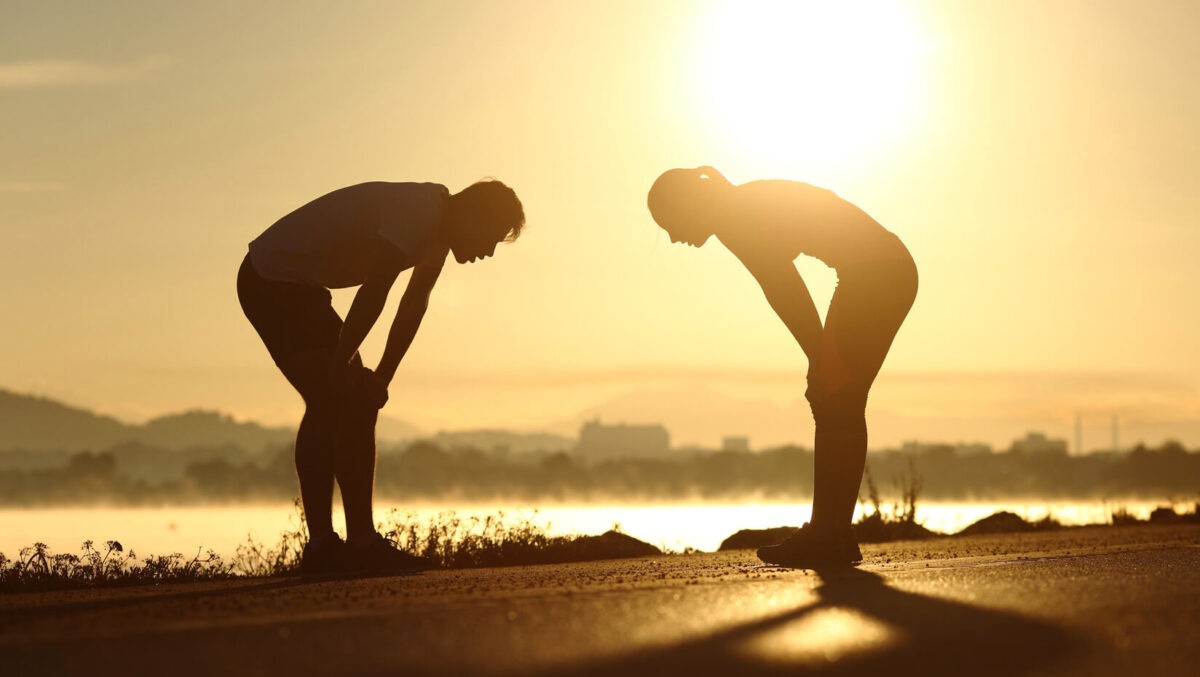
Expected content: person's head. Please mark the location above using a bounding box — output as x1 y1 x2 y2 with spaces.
444 179 525 264
646 165 732 247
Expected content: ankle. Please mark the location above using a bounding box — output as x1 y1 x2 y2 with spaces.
346 531 383 548
308 530 340 547
808 521 852 540
345 518 377 545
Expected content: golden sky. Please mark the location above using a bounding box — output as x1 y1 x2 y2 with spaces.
2 1 1197 447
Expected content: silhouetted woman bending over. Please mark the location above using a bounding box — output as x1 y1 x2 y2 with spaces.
648 166 917 567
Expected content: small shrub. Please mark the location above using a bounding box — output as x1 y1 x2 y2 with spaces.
1111 506 1141 525
855 460 936 543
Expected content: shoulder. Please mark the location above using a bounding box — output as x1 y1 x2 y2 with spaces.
376 182 449 257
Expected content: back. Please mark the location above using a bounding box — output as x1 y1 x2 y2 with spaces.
248 182 447 288
735 180 904 269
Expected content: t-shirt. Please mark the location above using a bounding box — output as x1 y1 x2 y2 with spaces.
248 181 448 288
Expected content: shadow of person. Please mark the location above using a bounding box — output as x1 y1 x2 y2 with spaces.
803 566 1080 675
552 566 1083 677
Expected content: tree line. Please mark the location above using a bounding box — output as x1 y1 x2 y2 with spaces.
2 439 1197 506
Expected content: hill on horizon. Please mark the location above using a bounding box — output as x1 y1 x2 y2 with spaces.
0 390 295 452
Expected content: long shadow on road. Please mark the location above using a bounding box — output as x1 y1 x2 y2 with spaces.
553 567 1084 676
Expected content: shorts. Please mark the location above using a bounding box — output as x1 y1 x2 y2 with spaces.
237 254 342 364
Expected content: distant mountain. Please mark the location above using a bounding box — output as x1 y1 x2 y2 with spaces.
377 415 423 443
0 389 130 451
0 388 433 453
0 390 286 452
137 410 294 451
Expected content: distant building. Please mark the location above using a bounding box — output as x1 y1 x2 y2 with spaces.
1010 432 1068 456
576 419 670 461
956 443 993 457
722 436 751 453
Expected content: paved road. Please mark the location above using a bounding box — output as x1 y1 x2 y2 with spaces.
2 524 1198 676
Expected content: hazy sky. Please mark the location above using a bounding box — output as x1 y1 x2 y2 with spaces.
3 1 1198 448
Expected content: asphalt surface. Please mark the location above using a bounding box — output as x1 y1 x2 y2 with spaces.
2 524 1198 676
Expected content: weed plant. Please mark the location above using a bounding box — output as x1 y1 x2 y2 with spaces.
228 499 309 577
1 501 644 591
0 540 231 593
854 458 938 543
375 508 653 568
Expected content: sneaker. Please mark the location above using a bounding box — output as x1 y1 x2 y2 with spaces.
347 533 437 575
300 532 350 577
756 523 862 569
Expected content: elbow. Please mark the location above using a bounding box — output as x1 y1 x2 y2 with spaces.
399 293 430 315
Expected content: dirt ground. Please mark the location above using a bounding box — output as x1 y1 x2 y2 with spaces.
3 524 1199 676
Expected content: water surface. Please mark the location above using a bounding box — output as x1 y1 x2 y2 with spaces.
0 500 1179 559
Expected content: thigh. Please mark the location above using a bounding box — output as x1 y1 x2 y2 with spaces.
238 256 346 402
823 259 917 394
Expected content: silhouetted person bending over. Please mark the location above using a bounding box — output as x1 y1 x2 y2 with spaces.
238 179 524 575
648 167 917 568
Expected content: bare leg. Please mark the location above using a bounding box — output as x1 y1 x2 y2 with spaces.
336 399 379 543
275 350 340 539
295 404 338 537
808 258 917 535
810 397 868 533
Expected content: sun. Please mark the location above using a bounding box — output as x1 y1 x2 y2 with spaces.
690 0 932 176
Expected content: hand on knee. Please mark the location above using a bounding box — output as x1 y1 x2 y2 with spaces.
332 364 389 410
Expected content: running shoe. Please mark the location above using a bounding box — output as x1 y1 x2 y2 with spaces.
756 523 863 568
347 533 437 575
299 532 350 577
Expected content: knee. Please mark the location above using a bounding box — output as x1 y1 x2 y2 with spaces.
302 391 339 424
809 390 868 428
337 399 378 428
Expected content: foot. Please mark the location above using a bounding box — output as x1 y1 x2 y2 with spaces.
756 523 862 569
300 532 350 577
347 533 437 575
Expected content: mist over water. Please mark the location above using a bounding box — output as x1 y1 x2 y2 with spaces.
0 500 1181 560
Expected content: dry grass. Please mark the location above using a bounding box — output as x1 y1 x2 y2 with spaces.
1 501 642 592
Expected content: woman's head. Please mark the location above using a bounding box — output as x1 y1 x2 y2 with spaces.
647 166 731 247
446 179 525 263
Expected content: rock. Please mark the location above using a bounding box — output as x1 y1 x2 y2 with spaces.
958 511 1035 536
855 518 940 543
718 526 800 551
1149 506 1179 524
549 530 662 561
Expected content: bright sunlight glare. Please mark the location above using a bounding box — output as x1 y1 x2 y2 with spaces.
691 0 933 177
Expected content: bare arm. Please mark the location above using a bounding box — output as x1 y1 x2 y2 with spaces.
375 245 447 384
737 253 824 360
333 238 408 367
